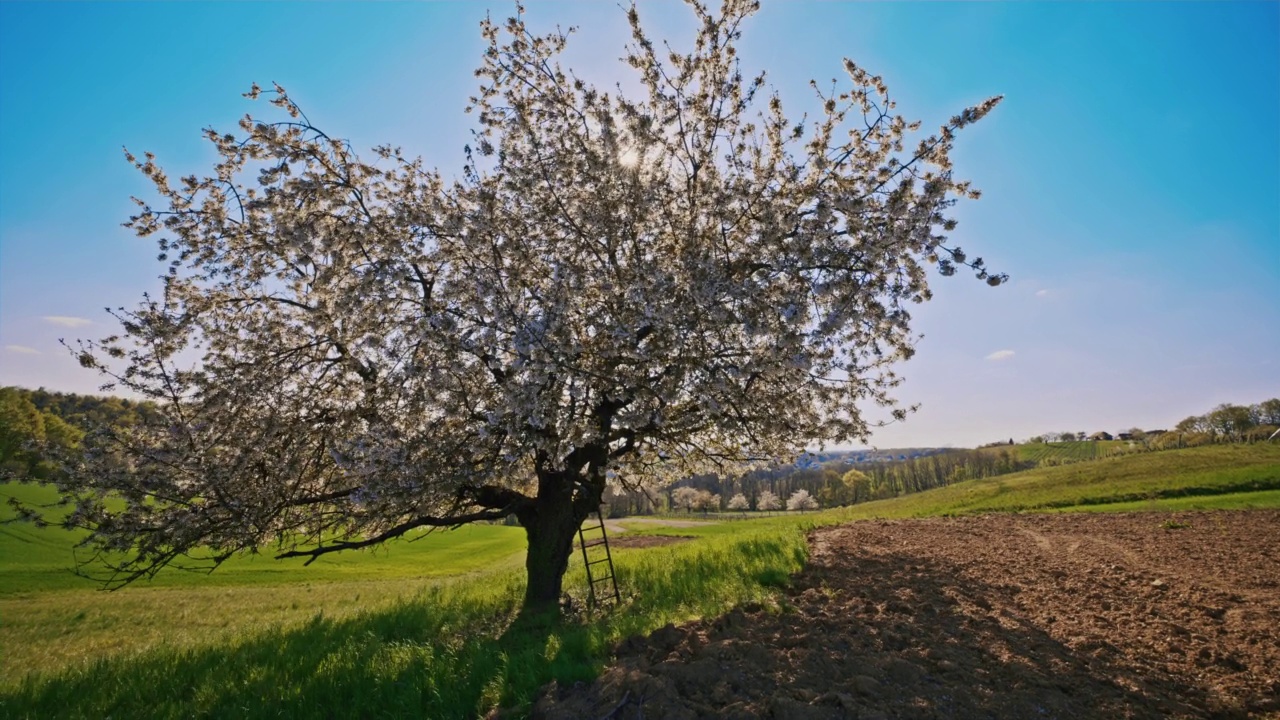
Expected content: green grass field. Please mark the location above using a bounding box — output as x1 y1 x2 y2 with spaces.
1 443 1277 718
830 443 1279 519
0 482 530 594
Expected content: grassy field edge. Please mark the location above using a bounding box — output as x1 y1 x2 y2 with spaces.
2 443 1277 718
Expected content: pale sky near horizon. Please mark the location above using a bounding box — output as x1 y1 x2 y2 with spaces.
1 1 1276 449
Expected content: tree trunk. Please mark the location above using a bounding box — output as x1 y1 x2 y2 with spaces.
517 468 601 614
520 500 578 612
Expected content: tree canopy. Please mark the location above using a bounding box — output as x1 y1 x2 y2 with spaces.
42 0 1002 611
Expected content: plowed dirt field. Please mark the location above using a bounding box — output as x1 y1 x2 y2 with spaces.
534 510 1280 719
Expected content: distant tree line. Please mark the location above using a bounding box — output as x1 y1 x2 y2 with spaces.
853 447 1026 499
0 387 157 480
1171 399 1279 445
599 445 1027 517
1023 398 1279 450
1028 432 1088 443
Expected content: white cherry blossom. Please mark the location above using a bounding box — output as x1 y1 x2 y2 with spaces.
51 0 1001 613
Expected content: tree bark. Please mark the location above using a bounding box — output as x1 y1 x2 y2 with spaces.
517 467 602 614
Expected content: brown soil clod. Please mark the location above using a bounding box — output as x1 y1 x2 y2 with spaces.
534 510 1280 719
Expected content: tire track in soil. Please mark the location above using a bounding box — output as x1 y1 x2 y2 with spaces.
531 510 1280 719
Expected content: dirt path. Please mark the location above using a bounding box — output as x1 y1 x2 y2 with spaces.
604 517 722 532
597 517 718 547
534 510 1280 719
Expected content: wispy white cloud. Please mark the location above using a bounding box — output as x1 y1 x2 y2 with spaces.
42 315 92 328
986 349 1015 361
5 345 40 355
1035 289 1050 298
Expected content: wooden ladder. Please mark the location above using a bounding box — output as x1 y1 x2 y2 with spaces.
577 511 621 609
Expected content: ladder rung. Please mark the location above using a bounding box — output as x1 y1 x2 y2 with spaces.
579 510 620 610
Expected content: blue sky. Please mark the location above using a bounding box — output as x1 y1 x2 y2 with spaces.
1 1 1276 448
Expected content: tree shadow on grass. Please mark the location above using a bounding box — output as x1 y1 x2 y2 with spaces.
0 533 805 719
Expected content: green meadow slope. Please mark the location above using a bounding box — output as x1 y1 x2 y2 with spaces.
1 443 1276 718
0 482 529 595
842 443 1280 518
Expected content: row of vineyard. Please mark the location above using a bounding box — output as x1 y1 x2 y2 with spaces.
1015 440 1132 464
